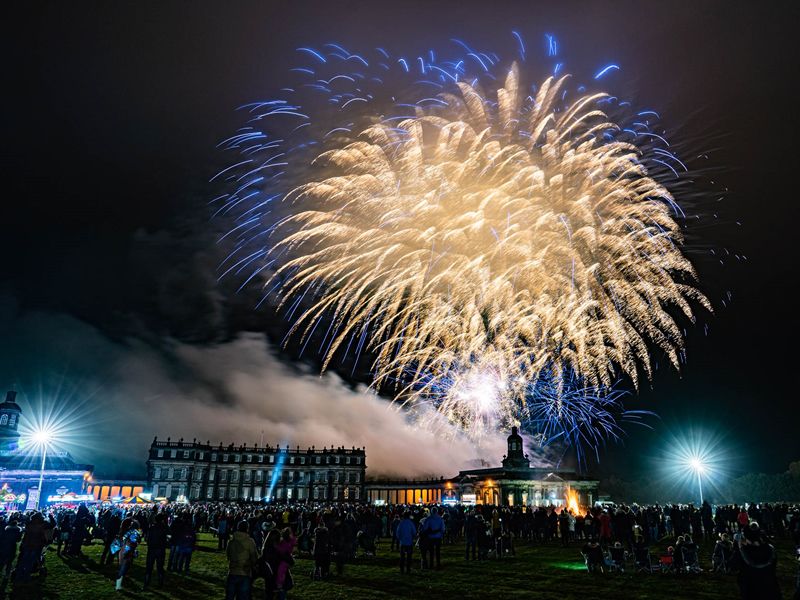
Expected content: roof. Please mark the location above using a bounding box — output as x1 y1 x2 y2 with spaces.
0 451 92 472
0 391 21 413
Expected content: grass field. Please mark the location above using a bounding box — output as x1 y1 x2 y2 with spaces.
3 533 797 599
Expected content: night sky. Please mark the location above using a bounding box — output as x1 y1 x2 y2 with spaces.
2 1 798 481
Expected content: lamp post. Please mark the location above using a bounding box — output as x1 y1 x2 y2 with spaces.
32 428 53 510
688 457 706 505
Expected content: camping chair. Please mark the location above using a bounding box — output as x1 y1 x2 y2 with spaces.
634 546 653 573
582 550 604 574
681 546 702 573
658 553 675 574
711 543 732 573
607 546 626 573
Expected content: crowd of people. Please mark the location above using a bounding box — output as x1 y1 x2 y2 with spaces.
0 499 796 599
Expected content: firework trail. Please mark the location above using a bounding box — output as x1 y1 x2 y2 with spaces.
215 35 710 453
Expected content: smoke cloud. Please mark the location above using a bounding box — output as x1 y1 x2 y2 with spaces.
0 300 508 479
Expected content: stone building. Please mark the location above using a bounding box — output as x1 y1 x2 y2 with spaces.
146 437 366 502
364 427 598 507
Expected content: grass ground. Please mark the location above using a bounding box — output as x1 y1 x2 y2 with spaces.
3 533 797 599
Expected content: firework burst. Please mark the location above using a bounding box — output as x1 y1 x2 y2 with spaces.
216 36 710 451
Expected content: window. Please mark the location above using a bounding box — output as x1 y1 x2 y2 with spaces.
0 415 7 426
223 454 229 463
314 487 320 500
258 455 264 463
355 473 360 483
234 455 240 463
154 467 162 479
157 449 164 458
244 470 252 482
316 457 321 465
346 456 351 465
209 469 215 481
167 468 174 480
211 453 217 462
336 456 340 464
180 468 187 480
8 415 16 427
172 450 177 458
183 451 190 459
256 471 263 483
269 455 275 464
207 487 214 499
218 488 225 499
300 457 305 465
247 455 252 463
219 470 227 482
198 452 204 461
290 457 295 465
231 471 239 482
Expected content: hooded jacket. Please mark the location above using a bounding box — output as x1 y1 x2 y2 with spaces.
226 531 258 577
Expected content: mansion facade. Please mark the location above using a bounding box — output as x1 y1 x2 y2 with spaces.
146 437 366 502
365 428 599 508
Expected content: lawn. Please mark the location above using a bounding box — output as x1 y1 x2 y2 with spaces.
3 533 797 599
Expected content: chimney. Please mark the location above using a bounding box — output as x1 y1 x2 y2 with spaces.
5 391 16 403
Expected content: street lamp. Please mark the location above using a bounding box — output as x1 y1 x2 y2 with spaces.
687 455 707 505
29 427 55 510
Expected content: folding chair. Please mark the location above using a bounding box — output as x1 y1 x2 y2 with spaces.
658 553 674 574
634 546 653 573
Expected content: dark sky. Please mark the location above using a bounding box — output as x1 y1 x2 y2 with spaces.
2 1 799 479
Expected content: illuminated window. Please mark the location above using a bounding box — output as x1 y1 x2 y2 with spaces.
8 415 16 427
157 449 163 458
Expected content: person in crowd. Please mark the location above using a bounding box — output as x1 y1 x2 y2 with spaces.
115 518 142 592
168 513 184 571
732 524 781 600
312 520 331 579
260 529 281 599
218 512 231 551
559 510 570 547
419 506 445 569
226 520 258 600
0 517 22 579
464 509 478 561
100 510 121 565
581 538 605 573
396 511 416 574
144 512 168 589
274 528 297 600
390 513 401 552
56 511 72 557
15 512 48 583
176 515 197 573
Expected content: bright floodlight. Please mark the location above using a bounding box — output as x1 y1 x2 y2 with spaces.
688 456 707 475
30 427 55 446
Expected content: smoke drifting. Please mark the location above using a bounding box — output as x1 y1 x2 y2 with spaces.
0 300 508 478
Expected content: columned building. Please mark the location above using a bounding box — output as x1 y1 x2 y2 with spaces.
147 437 366 502
365 428 598 507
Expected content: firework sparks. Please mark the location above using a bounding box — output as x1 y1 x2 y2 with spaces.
216 36 710 449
